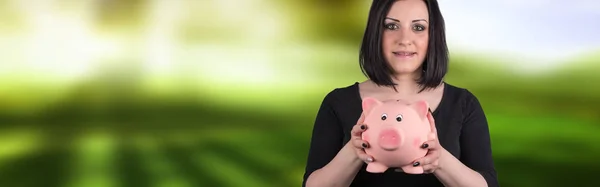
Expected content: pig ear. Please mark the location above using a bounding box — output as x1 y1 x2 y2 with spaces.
411 100 430 120
362 97 382 115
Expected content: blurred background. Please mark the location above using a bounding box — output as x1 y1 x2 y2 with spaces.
0 0 599 187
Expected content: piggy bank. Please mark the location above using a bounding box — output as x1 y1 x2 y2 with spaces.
361 97 433 174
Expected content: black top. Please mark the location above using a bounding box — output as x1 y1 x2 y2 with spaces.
302 82 499 187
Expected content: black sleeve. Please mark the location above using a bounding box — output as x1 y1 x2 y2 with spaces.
302 90 345 187
459 91 499 187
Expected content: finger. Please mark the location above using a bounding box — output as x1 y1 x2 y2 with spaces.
351 123 368 137
351 112 367 136
422 165 436 174
428 132 437 142
413 151 438 166
353 138 370 149
426 111 437 134
413 157 428 167
351 124 367 138
423 160 439 173
356 112 366 125
420 139 437 149
355 149 373 162
421 164 434 172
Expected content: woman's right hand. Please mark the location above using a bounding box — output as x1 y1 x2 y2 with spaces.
350 113 374 163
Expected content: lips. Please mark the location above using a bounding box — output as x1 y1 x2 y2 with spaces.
392 51 417 57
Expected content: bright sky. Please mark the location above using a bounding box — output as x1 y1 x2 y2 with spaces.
439 0 600 67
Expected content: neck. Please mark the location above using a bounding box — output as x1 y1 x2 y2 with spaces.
389 72 422 95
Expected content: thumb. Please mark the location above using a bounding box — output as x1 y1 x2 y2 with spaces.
426 111 437 134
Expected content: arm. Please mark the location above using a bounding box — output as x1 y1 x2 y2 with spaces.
433 91 499 187
302 91 364 187
305 143 366 187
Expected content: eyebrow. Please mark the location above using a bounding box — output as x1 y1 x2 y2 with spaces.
385 17 428 23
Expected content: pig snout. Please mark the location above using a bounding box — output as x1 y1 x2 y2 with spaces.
378 128 403 151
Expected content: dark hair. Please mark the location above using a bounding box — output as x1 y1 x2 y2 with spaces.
359 0 448 93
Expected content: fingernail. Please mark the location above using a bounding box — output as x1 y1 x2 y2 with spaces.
362 143 368 148
360 125 366 130
367 157 373 162
413 162 420 167
421 143 429 148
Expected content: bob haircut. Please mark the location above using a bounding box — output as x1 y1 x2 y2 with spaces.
359 0 448 93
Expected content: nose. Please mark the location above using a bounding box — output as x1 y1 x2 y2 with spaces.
378 128 404 150
394 27 413 46
380 130 398 143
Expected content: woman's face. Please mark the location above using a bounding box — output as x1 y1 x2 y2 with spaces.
382 0 429 75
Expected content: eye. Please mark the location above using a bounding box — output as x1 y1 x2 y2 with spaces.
396 114 403 122
384 23 399 30
412 24 425 31
381 113 388 120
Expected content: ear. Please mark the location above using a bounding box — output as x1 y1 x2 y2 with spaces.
411 100 430 120
362 97 382 115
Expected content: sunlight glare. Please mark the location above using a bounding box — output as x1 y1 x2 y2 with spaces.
14 0 121 84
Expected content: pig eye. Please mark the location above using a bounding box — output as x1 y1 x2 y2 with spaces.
396 114 403 122
381 113 387 120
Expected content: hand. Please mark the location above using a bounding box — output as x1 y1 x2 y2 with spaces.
412 111 442 174
349 112 374 163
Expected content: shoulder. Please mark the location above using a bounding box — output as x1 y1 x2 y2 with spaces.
443 82 479 101
442 82 484 110
321 82 360 105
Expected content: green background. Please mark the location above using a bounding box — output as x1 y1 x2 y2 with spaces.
0 0 598 187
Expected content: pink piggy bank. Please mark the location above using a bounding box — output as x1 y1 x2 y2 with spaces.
361 97 433 174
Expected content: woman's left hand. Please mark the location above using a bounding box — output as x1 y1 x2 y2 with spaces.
413 110 443 174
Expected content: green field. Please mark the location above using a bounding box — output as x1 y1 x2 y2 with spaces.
0 51 599 187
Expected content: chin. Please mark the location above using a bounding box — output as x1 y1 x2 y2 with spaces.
389 63 421 75
387 56 424 72
393 70 419 76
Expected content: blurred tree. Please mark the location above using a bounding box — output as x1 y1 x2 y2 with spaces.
278 0 368 44
37 61 145 126
94 0 148 32
0 1 25 32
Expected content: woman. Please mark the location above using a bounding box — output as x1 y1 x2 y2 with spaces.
301 0 499 187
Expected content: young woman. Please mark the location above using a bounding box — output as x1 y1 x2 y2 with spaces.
302 0 499 186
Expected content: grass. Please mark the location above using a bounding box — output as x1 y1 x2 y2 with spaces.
0 107 598 187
